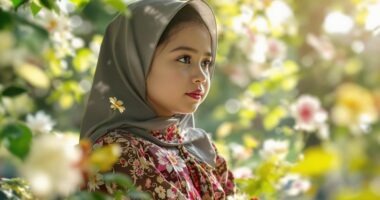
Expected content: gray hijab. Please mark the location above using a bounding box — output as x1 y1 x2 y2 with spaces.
80 0 217 167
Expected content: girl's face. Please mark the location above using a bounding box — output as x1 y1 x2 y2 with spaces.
147 23 212 117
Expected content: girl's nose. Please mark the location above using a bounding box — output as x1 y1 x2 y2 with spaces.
192 63 208 84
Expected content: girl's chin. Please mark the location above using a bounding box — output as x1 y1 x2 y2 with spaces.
176 108 198 115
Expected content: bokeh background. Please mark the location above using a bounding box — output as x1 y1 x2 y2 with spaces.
1 0 380 199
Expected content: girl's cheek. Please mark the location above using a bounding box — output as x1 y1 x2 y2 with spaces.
179 67 191 76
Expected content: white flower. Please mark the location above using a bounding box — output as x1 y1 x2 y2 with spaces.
277 173 311 196
56 0 76 14
227 193 249 200
21 134 82 198
232 167 253 179
260 139 289 161
365 2 380 31
323 11 354 34
290 95 328 132
35 10 71 33
31 10 79 58
229 143 252 160
231 5 254 34
26 111 56 135
266 0 293 27
248 34 268 64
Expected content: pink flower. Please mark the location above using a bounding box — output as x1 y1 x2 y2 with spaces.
291 95 328 134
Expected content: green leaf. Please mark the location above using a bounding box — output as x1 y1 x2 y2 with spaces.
11 0 28 9
0 123 33 160
103 173 133 189
2 86 27 97
102 173 150 199
128 191 151 200
39 0 56 10
0 9 12 30
30 2 42 16
69 0 90 9
102 0 127 12
67 191 112 200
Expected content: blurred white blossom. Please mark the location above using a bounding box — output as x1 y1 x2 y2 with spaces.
252 16 270 33
266 0 293 27
277 173 311 196
290 95 328 134
33 10 77 58
227 193 250 200
248 34 269 64
365 2 380 31
56 0 76 14
26 111 56 135
323 11 354 34
231 5 254 34
260 139 289 161
21 134 82 198
229 143 252 160
232 167 253 179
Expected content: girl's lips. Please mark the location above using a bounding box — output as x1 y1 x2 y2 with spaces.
185 93 202 100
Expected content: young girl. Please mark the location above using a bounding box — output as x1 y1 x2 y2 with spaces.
80 0 235 199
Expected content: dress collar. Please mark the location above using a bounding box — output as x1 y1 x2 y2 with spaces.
150 123 183 143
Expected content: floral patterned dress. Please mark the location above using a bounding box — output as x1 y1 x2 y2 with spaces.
85 124 235 199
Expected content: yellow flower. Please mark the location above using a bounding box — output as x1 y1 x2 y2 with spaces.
109 97 126 113
332 83 378 133
89 144 122 172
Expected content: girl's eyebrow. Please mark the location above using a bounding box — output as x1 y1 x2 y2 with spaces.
170 46 212 57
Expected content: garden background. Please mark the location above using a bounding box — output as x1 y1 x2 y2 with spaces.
0 0 380 199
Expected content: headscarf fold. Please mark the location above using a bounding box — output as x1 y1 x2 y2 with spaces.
80 0 217 167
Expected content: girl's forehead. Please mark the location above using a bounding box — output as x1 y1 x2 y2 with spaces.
161 23 212 55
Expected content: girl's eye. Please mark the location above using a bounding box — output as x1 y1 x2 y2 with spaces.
201 60 212 69
177 55 191 64
177 55 212 70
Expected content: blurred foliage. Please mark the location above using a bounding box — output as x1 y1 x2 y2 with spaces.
1 0 380 199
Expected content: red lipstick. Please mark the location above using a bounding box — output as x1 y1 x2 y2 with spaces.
185 89 204 100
